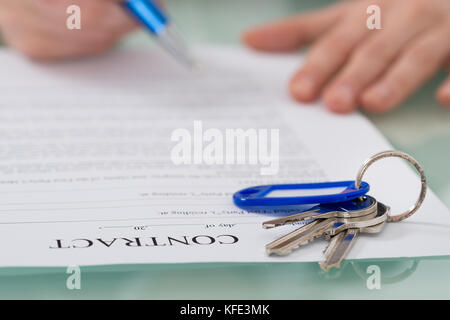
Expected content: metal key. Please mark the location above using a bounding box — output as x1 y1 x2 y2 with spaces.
265 210 381 255
323 201 389 238
263 196 377 229
266 218 337 256
266 200 387 256
322 221 386 259
319 202 390 271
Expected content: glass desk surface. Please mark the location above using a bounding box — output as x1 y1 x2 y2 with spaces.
0 0 449 299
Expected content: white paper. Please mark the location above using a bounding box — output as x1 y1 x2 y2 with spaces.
0 46 449 267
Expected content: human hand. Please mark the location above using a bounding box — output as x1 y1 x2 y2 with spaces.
243 0 450 113
0 0 137 61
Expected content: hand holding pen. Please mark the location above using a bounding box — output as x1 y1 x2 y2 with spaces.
0 0 137 60
0 0 194 67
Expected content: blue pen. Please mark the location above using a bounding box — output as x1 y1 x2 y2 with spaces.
123 0 196 68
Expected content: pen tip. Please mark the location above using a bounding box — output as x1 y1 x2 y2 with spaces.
156 23 200 72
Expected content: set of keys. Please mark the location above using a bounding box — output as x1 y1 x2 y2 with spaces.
263 195 389 270
233 151 427 271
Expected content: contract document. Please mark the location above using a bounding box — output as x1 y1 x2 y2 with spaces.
0 46 449 267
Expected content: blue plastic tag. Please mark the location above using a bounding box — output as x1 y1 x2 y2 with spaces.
233 180 369 208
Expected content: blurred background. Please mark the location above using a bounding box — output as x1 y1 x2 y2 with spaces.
0 0 449 299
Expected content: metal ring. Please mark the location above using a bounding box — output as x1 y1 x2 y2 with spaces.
355 150 427 222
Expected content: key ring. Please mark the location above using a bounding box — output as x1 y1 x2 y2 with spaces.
354 150 427 222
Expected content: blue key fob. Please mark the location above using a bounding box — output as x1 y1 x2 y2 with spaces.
233 180 369 208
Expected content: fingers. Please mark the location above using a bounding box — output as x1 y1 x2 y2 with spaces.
0 0 136 60
30 0 137 35
1 15 118 61
361 23 450 113
322 1 438 113
289 2 372 103
242 2 348 52
91 2 138 36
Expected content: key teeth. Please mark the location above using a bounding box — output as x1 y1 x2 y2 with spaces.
266 234 320 256
268 243 308 256
266 248 289 256
262 209 321 229
265 219 336 258
288 233 323 252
